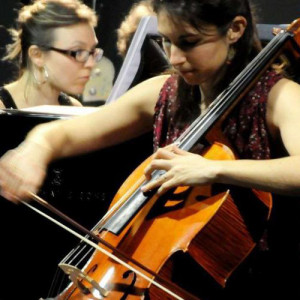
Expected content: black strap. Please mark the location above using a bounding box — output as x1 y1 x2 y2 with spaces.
0 87 17 109
58 93 73 106
0 88 74 108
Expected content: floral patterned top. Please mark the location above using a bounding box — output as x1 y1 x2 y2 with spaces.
153 70 300 299
153 70 283 160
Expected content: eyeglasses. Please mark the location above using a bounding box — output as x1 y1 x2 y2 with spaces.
42 46 104 63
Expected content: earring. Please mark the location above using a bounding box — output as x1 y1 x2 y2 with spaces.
226 46 236 65
33 66 49 85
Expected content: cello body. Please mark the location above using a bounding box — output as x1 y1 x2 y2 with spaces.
57 142 271 299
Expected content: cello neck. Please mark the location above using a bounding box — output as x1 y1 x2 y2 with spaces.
177 19 300 151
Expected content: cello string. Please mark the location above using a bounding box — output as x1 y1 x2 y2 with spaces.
73 245 95 267
22 200 186 300
60 228 104 267
25 192 200 300
177 30 289 151
60 241 86 264
62 240 94 267
179 28 290 150
47 265 66 298
93 173 147 232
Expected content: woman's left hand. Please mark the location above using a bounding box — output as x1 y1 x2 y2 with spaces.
141 144 219 195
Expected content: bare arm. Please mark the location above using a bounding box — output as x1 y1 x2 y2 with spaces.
216 78 300 195
143 78 300 196
0 75 169 201
38 75 168 158
0 100 6 109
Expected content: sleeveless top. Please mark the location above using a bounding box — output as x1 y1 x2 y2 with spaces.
0 87 73 108
153 69 283 160
153 70 300 299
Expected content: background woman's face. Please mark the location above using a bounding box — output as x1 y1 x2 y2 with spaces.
45 23 98 95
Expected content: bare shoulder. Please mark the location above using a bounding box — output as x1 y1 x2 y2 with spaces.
68 96 83 107
129 74 170 93
124 74 171 101
267 78 300 126
0 100 6 109
144 74 171 84
269 77 300 97
116 74 171 113
267 78 300 154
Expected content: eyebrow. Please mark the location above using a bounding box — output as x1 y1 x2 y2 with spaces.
158 32 201 39
67 41 99 49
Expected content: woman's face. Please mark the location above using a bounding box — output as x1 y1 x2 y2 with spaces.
44 22 98 95
157 10 232 89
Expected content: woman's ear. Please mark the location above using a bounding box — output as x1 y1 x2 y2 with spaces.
28 45 45 67
227 16 247 44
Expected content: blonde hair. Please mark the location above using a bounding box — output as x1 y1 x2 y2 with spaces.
4 0 97 72
117 0 154 58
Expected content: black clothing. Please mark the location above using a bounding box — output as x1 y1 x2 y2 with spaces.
0 87 73 108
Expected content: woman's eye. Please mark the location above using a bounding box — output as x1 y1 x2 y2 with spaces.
75 50 84 55
161 38 200 51
178 40 199 50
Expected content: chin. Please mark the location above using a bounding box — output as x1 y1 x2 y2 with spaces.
67 86 85 95
181 77 201 86
180 72 202 85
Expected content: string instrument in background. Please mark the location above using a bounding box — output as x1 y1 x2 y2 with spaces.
29 19 300 299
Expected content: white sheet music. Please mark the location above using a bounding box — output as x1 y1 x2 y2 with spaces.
20 105 99 116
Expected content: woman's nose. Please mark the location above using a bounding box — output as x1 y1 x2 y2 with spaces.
168 45 186 66
84 55 97 68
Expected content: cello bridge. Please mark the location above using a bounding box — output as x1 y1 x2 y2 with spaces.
59 263 109 299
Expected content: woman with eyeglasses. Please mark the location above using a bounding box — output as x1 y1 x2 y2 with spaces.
0 0 102 109
0 0 300 299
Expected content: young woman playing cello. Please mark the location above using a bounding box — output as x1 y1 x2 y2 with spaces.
0 0 299 299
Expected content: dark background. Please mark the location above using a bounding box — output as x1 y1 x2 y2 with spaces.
1 0 300 86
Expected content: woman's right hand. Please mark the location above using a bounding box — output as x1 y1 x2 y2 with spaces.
0 139 52 203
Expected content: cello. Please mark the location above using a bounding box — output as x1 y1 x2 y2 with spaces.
30 19 300 299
